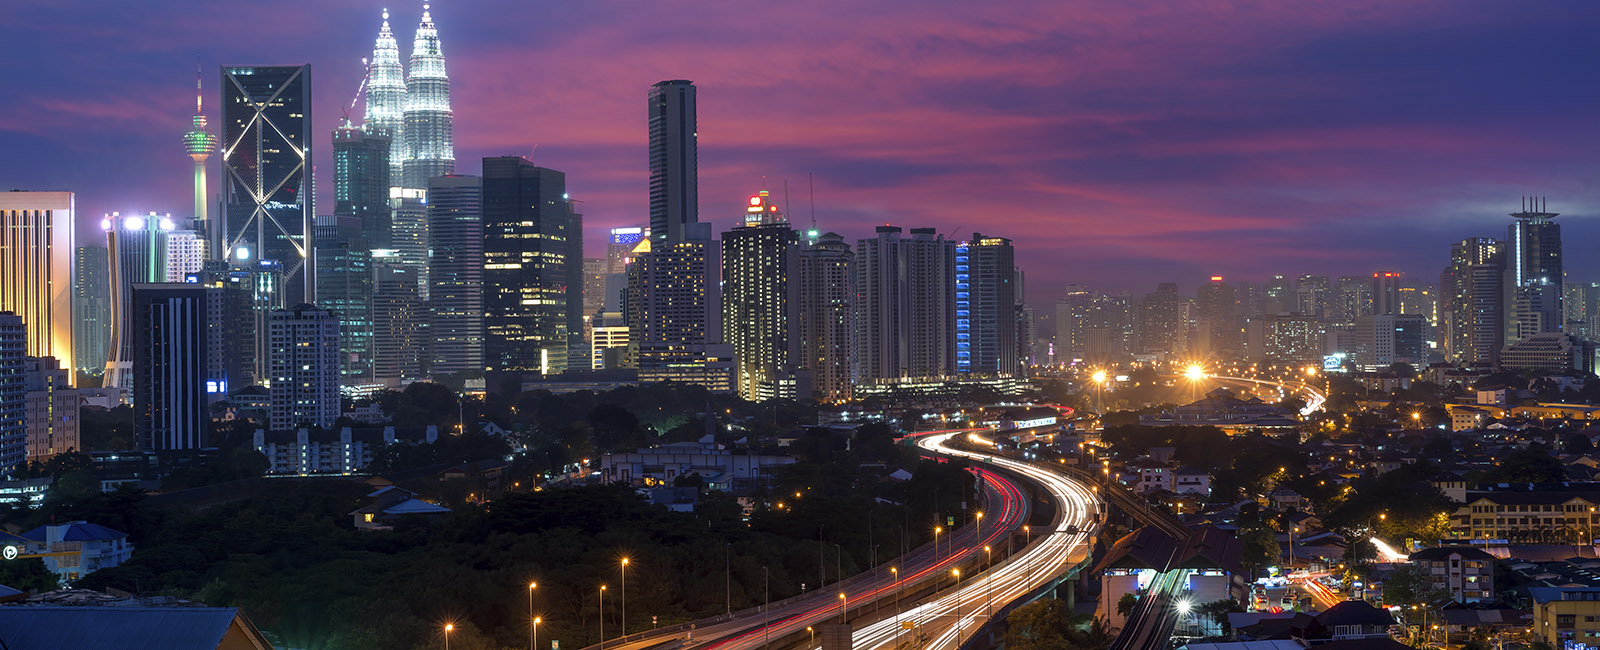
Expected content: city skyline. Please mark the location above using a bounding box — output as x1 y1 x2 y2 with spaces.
2 1 1599 300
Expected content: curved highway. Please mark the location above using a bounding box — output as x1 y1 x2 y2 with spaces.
1205 374 1326 416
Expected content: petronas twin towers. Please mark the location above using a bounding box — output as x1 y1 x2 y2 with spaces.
364 4 453 191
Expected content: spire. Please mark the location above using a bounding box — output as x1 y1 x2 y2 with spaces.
366 6 407 187
402 0 453 189
194 63 203 115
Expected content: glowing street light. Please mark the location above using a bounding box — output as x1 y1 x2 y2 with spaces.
444 623 454 650
838 592 848 624
620 558 630 636
1184 364 1205 380
528 582 538 650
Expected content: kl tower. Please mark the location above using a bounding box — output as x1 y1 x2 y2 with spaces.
182 66 219 259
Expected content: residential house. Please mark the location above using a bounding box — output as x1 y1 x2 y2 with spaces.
18 521 133 583
1408 546 1496 603
349 486 452 530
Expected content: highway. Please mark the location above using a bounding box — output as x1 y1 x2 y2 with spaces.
818 431 1100 650
584 432 1031 650
1207 374 1327 416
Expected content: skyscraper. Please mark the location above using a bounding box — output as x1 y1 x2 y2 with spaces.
1263 275 1294 316
0 192 75 379
1137 283 1183 355
481 158 583 375
797 232 853 402
854 226 956 382
314 215 374 386
1335 276 1372 323
365 9 406 188
1371 272 1403 315
1195 276 1239 359
73 246 111 375
626 238 731 390
648 80 697 245
0 314 23 471
1507 197 1563 341
23 356 78 463
104 212 175 394
333 120 393 249
427 175 484 375
165 229 205 282
960 234 1019 376
608 227 646 275
402 5 453 190
267 304 341 430
221 64 313 303
372 254 422 386
722 191 800 401
1444 237 1505 367
183 67 218 249
132 283 209 450
1296 275 1329 320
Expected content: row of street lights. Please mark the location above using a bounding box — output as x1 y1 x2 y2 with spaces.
444 558 631 650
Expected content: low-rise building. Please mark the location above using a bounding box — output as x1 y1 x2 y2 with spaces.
1531 586 1600 648
1174 467 1211 497
1450 488 1600 542
1408 546 1496 603
19 521 133 583
349 486 452 530
600 441 795 491
252 425 438 476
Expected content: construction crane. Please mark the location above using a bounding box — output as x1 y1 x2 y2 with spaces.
341 57 372 125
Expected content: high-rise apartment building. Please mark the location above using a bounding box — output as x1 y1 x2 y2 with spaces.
959 234 1019 376
1335 276 1373 323
333 121 393 249
314 215 374 386
104 212 175 394
1137 283 1183 356
372 253 422 386
267 304 340 430
854 226 956 382
164 229 205 282
1263 275 1294 316
1055 285 1094 362
402 7 453 190
1354 314 1427 371
722 191 800 400
608 227 646 275
1372 272 1403 316
132 283 209 450
797 232 853 402
0 192 75 380
1196 277 1239 359
481 158 583 375
583 258 608 321
427 175 483 376
627 238 732 390
1444 237 1505 367
648 80 697 246
1507 198 1563 341
73 246 110 375
23 356 78 463
221 64 313 303
1296 275 1329 321
0 314 24 471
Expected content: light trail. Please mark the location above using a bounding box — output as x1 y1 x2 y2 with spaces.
1206 374 1326 416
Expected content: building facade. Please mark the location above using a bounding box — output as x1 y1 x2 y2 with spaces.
0 192 75 381
24 356 79 463
72 246 110 375
426 175 484 375
721 191 799 401
333 122 393 249
132 283 209 450
648 80 697 246
221 64 313 303
854 226 956 383
797 232 854 402
402 7 453 190
1507 199 1563 342
103 212 174 394
371 255 422 386
314 215 374 386
0 314 25 470
960 234 1018 376
267 305 341 430
481 158 582 375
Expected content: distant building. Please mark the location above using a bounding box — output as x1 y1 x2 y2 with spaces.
267 304 340 430
0 191 76 377
164 229 205 282
600 442 795 491
103 212 175 394
1353 313 1427 370
797 232 854 402
1450 488 1600 542
648 80 698 246
332 120 393 248
132 283 210 451
721 191 800 401
1506 198 1563 342
959 234 1019 377
24 356 79 463
19 520 133 582
72 246 111 375
855 226 956 383
1442 237 1506 367
426 175 484 375
1408 546 1496 603
253 425 437 476
350 485 451 530
221 64 313 304
1501 332 1594 373
314 214 374 386
627 238 732 391
371 255 423 386
1531 586 1600 648
481 157 583 375
0 314 25 471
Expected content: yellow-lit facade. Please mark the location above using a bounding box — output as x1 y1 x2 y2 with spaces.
0 192 74 380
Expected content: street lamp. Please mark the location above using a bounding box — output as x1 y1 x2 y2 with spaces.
528 582 538 650
838 592 848 625
952 568 963 640
891 566 902 646
444 623 454 650
599 585 607 650
807 626 814 644
984 545 993 616
934 526 943 563
620 558 630 637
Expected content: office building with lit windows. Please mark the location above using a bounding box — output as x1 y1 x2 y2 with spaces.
133 283 209 450
722 191 800 401
854 226 956 383
0 192 75 380
221 64 313 304
426 175 483 375
797 232 853 402
104 212 175 395
267 304 341 430
481 157 582 375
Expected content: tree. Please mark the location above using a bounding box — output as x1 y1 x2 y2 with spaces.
1117 592 1140 617
1238 525 1281 577
1197 598 1244 634
1563 433 1595 456
1005 599 1109 650
0 557 57 593
1484 447 1566 484
1383 564 1450 607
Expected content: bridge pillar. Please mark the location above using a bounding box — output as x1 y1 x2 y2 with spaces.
821 624 852 650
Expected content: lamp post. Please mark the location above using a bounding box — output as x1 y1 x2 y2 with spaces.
984 545 993 616
528 581 538 650
599 585 607 650
838 592 848 625
952 568 963 641
444 624 454 650
620 558 629 637
807 627 814 644
762 565 770 650
934 526 943 564
891 566 901 647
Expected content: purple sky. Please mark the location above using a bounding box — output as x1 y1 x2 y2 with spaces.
2 0 1597 303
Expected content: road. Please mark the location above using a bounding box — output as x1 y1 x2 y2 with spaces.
585 434 1030 650
835 431 1099 650
1207 374 1327 416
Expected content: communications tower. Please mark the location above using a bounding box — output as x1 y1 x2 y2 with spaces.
182 66 218 259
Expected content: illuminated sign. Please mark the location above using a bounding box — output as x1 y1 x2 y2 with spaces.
1210 276 1224 282
1322 354 1346 373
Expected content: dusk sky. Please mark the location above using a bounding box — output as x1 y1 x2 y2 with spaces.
3 0 1598 303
